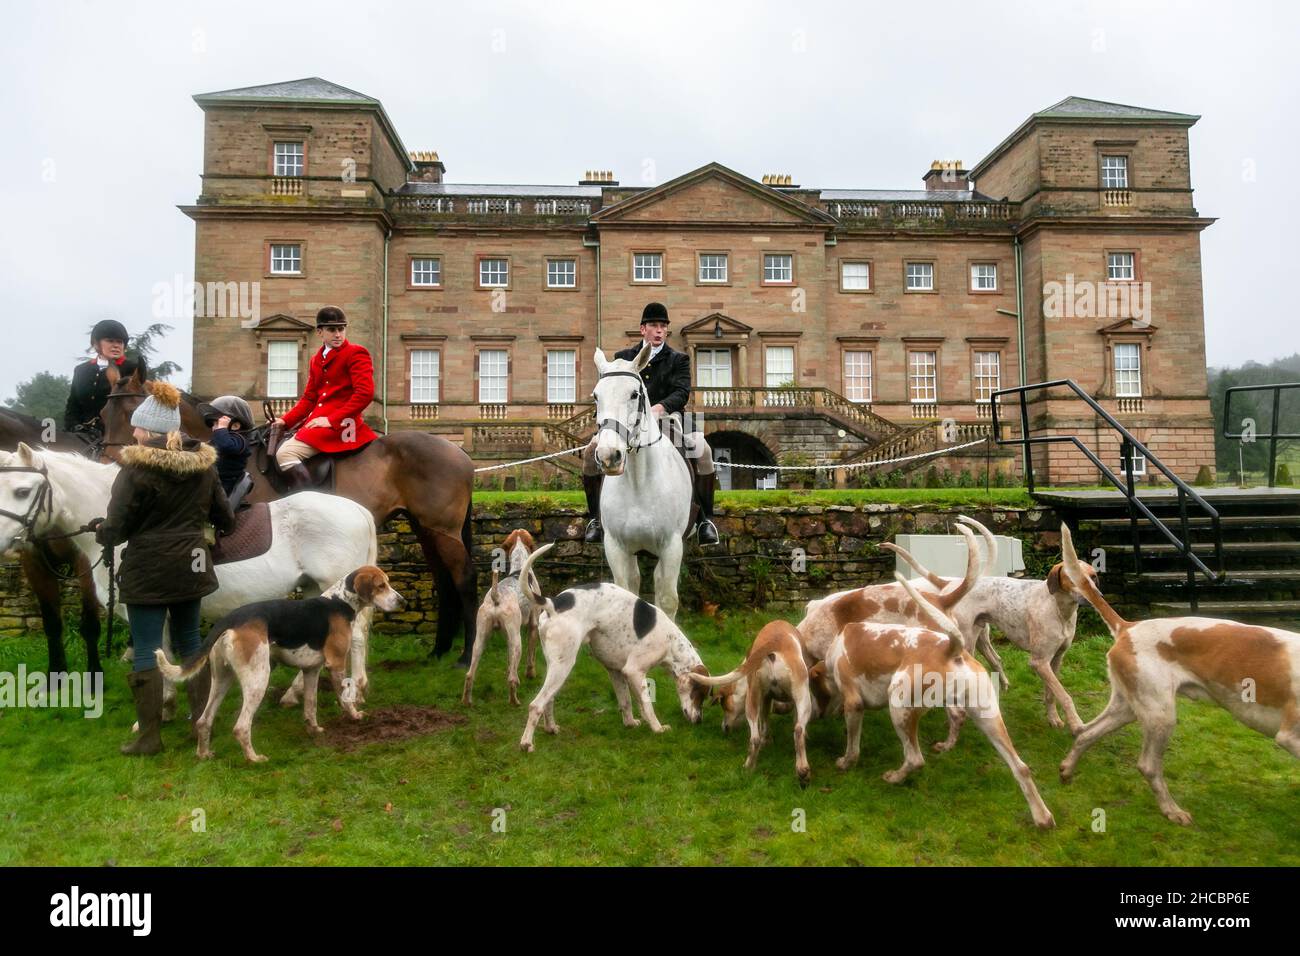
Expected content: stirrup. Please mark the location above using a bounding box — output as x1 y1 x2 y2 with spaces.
696 519 720 546
584 518 603 543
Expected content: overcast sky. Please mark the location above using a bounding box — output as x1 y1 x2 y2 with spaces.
1 0 1295 397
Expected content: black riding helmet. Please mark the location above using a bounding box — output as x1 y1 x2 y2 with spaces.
90 319 129 345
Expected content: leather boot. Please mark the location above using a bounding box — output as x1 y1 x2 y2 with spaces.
282 462 313 493
582 473 604 543
186 666 211 741
694 473 720 545
121 668 164 756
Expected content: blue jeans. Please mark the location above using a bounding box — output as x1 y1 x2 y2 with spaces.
128 600 203 673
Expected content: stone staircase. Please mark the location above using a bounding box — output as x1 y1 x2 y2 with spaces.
1054 490 1300 627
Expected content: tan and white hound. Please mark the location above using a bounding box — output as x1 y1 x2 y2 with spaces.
884 517 1100 741
462 528 541 706
824 573 1056 829
1056 522 1300 825
690 619 834 785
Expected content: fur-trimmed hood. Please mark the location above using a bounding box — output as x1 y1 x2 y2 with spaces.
119 439 217 477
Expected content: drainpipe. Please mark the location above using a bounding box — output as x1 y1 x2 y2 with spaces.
1014 234 1026 388
583 235 601 349
382 227 391 435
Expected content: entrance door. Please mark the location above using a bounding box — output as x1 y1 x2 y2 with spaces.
714 447 733 491
696 348 732 408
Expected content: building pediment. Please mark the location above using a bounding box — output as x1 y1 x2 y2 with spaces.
252 313 314 332
679 312 753 337
1096 317 1158 335
591 162 835 228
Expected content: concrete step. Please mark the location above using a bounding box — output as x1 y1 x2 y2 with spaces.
1089 514 1300 529
1135 569 1300 583
1148 600 1300 624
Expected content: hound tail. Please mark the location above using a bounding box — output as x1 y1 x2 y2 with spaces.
1060 522 1130 637
689 665 746 688
488 568 501 607
518 542 555 614
155 640 216 682
880 514 991 611
895 572 965 658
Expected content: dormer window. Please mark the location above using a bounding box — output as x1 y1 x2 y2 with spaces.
274 142 304 177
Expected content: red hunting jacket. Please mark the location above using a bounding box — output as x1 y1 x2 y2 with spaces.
281 339 379 453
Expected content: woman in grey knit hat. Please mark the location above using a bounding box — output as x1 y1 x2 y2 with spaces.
95 380 234 755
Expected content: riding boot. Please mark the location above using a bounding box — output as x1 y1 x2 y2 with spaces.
582 473 604 543
281 463 313 494
186 666 211 741
121 668 164 756
694 472 720 546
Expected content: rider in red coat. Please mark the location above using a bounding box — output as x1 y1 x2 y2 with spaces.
274 306 379 490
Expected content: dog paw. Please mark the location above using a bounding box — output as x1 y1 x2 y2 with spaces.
1035 813 1057 830
623 717 642 728
197 749 214 760
279 694 300 709
306 724 325 735
248 754 269 764
796 769 811 788
835 756 857 771
519 740 534 753
655 724 672 733
999 674 1011 692
544 724 560 735
882 768 912 784
1058 763 1074 784
932 740 956 753
1165 808 1193 826
350 710 366 721
1046 712 1065 730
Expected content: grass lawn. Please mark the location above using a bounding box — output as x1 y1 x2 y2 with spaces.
0 611 1295 866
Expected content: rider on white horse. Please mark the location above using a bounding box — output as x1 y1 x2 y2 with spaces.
582 302 719 546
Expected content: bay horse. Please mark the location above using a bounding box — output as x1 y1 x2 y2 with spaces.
591 343 692 618
0 407 103 673
99 366 478 664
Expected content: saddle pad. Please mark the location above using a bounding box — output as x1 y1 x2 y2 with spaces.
212 502 273 565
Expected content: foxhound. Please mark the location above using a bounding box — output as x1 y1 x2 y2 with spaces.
883 516 1099 743
823 573 1057 829
797 517 986 663
1056 523 1300 825
517 543 709 752
156 566 405 763
690 619 834 784
462 528 542 706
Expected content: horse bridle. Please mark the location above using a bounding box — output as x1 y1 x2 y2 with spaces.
596 369 663 454
0 463 55 542
97 389 148 452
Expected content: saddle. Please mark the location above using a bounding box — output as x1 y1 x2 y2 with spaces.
248 408 372 495
212 501 273 565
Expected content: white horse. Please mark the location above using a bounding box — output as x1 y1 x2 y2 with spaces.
591 343 693 618
0 443 380 702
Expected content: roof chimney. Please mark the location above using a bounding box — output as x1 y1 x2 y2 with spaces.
409 150 445 183
923 160 969 192
579 169 619 186
762 173 799 188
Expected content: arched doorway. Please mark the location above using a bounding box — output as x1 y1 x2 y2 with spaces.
709 429 777 490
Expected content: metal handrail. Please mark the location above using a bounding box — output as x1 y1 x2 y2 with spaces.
1222 382 1300 488
992 379 1223 609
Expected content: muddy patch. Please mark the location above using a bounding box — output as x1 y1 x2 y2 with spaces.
322 705 468 751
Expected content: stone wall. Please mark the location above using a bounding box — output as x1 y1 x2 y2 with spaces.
0 501 1066 639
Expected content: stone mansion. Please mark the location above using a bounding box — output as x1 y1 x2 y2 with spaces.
186 78 1216 486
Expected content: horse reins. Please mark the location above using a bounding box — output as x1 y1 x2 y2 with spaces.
596 369 663 454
